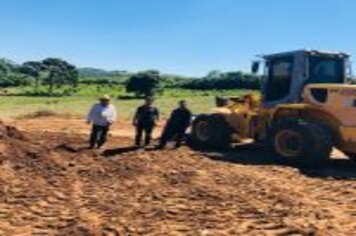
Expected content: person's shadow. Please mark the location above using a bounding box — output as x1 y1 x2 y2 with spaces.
102 146 139 157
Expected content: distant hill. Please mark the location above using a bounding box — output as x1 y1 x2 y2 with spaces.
78 68 129 77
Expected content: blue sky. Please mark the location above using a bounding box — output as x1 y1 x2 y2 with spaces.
0 0 354 76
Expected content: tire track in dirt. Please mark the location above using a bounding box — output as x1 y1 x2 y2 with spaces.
201 151 356 235
155 152 314 235
230 166 356 234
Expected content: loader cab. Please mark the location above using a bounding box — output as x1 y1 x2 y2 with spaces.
256 50 349 108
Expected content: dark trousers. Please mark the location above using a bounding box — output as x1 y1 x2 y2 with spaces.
135 124 154 146
159 125 186 148
90 125 109 148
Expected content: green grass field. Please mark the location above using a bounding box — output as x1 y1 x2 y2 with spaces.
0 86 251 120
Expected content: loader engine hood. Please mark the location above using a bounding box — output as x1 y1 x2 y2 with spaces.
303 84 356 126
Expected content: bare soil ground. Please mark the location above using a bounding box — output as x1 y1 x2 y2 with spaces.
0 117 356 235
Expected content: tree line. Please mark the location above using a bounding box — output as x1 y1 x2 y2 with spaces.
125 70 262 97
181 70 261 90
0 57 263 97
0 58 78 95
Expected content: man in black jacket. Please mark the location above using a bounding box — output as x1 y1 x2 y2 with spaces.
133 97 160 147
157 100 192 149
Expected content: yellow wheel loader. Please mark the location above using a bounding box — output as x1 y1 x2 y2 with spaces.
191 50 356 166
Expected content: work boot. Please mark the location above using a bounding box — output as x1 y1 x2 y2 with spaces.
155 144 165 150
134 143 143 149
97 145 105 150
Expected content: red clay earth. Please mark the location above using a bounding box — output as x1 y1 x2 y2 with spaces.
0 117 356 235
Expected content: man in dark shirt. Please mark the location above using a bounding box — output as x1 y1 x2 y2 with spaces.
157 100 192 149
133 97 160 147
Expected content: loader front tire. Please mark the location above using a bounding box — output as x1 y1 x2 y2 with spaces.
191 114 232 149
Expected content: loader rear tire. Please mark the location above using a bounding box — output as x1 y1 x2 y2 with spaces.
269 120 333 167
191 114 232 149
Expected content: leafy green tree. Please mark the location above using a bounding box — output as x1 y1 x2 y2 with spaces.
206 70 222 80
126 70 162 97
20 58 79 95
41 58 79 95
19 61 44 89
0 59 31 87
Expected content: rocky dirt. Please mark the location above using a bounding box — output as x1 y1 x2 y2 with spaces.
0 117 356 235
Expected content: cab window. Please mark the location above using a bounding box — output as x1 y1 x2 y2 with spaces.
265 56 294 101
309 56 344 84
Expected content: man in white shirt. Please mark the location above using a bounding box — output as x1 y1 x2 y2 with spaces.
87 95 117 149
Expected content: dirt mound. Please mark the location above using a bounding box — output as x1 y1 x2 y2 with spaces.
0 121 356 235
18 110 74 120
0 121 26 141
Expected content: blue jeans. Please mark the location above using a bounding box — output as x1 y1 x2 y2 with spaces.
90 125 109 148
